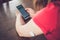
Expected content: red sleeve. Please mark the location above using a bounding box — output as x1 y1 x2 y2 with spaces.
32 4 57 35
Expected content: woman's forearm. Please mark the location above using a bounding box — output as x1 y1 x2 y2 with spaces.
15 8 43 37
15 13 34 37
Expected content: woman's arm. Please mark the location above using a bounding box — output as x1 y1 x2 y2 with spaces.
15 8 43 37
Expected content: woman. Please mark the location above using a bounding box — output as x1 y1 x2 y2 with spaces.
16 0 60 40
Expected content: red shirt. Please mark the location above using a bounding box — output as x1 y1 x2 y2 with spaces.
33 1 60 40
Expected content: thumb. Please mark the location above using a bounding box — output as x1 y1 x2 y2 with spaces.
15 10 21 17
16 11 25 26
16 12 21 26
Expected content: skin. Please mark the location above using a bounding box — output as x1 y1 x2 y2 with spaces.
15 0 51 37
15 8 43 37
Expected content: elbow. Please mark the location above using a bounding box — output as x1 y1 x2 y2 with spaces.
15 25 35 37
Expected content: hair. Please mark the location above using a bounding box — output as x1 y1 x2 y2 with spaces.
33 0 48 11
51 0 60 2
33 0 60 11
51 0 60 6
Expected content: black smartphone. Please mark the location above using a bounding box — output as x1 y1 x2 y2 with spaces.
16 5 31 23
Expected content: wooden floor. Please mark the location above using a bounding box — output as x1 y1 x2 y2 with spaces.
0 0 33 40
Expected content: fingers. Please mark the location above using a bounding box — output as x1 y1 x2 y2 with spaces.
15 8 35 26
25 8 31 15
16 10 25 26
15 12 21 27
25 8 35 17
15 10 21 17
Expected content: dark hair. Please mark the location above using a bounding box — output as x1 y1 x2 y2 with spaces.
43 0 48 7
35 0 48 7
33 0 48 11
51 0 60 6
51 0 60 2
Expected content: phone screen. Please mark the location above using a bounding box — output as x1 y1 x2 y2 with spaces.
16 5 31 23
17 5 31 23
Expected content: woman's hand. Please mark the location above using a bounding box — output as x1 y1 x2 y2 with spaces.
15 8 43 37
16 8 35 25
25 8 35 18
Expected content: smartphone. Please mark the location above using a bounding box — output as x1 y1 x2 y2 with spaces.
16 5 31 23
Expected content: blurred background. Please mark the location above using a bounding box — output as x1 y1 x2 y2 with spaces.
0 0 33 40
